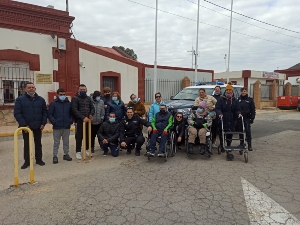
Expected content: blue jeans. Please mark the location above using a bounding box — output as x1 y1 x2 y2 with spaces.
149 131 168 154
100 143 119 157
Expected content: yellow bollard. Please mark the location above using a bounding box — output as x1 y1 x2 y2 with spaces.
14 127 34 186
82 120 92 161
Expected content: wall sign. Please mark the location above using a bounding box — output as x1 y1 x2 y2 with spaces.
262 71 279 79
36 74 52 84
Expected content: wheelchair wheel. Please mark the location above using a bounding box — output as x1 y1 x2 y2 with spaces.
170 131 176 157
244 152 248 163
164 142 168 162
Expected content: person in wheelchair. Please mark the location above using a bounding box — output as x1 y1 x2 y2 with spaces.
187 100 212 155
97 112 120 157
119 107 152 156
147 104 173 157
169 112 185 148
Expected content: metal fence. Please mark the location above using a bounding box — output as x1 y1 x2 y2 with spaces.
261 84 271 100
291 85 299 96
145 79 182 102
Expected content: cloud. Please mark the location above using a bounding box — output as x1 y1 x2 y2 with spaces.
19 0 300 72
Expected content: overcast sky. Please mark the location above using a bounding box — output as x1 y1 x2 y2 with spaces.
21 0 300 72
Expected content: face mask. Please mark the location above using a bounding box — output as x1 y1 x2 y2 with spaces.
112 97 117 101
109 118 115 123
209 111 216 117
59 96 66 101
226 93 233 98
105 94 110 98
160 109 165 114
197 108 203 114
133 97 138 103
96 97 101 101
80 91 86 97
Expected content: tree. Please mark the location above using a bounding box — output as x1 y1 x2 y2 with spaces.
119 46 138 60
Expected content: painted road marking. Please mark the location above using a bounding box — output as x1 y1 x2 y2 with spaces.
241 178 300 225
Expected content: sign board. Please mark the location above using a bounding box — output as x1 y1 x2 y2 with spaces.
262 71 279 79
36 74 52 84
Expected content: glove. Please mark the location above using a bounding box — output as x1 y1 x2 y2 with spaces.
250 119 254 124
162 131 168 136
153 130 158 133
203 123 207 128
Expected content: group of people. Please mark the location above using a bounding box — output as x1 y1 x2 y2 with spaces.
14 82 255 169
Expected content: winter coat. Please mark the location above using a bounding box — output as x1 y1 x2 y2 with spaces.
237 94 256 120
148 101 166 122
97 120 120 145
212 93 222 102
14 93 48 130
48 97 73 129
91 99 105 125
127 100 146 117
71 94 95 121
216 95 241 131
151 111 173 132
187 111 212 129
106 100 126 122
194 95 217 107
119 115 150 142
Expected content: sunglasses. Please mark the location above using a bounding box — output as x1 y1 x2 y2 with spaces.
155 96 161 98
127 106 133 109
176 116 183 118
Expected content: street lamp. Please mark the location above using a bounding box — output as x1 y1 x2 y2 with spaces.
194 0 200 83
153 0 158 101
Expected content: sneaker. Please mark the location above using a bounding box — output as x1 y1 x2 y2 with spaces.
63 154 72 161
21 162 29 169
135 150 140 156
91 147 95 153
76 152 82 160
36 160 45 166
147 152 155 157
103 152 108 156
53 156 58 164
158 153 165 157
86 150 90 157
212 142 217 148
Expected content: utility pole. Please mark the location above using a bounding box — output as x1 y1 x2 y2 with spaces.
194 0 200 84
153 0 158 101
187 46 195 69
66 0 69 12
227 0 234 84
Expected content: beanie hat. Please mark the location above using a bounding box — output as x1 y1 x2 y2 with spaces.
225 84 233 90
198 100 207 108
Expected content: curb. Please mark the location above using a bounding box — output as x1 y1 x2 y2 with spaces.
0 127 76 137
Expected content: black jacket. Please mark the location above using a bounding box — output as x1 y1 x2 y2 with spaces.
97 120 120 145
212 93 222 102
216 95 241 131
170 119 185 137
71 94 95 121
238 94 256 120
119 115 150 142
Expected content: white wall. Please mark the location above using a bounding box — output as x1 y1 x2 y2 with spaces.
285 76 300 85
145 67 212 82
214 71 243 79
79 48 138 101
0 28 58 103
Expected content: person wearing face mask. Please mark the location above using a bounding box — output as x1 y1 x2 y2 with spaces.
90 91 105 153
120 107 152 156
97 112 120 157
216 84 242 153
71 84 95 160
14 82 48 169
187 100 212 155
48 88 73 164
211 85 222 148
147 104 173 157
106 91 126 122
127 94 146 118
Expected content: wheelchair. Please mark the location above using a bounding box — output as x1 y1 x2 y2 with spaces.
185 125 213 158
145 130 177 162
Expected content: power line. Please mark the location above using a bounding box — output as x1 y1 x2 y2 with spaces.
127 0 300 49
187 0 300 40
202 0 300 34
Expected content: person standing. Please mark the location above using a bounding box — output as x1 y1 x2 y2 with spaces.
101 87 111 120
106 91 126 122
212 85 222 147
127 94 146 118
91 91 105 153
48 88 73 164
14 82 48 169
148 92 166 123
194 88 217 107
237 87 255 151
71 84 95 160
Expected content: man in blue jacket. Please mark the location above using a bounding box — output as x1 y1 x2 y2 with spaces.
14 82 48 169
48 88 73 164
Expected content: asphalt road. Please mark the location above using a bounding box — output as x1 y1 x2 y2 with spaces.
0 111 299 225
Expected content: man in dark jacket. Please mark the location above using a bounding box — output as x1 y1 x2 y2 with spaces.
119 107 152 156
14 82 48 169
237 87 256 151
212 85 222 148
216 84 242 151
48 88 73 164
147 104 173 157
71 84 95 160
97 112 120 157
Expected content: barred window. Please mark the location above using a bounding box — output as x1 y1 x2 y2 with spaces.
0 61 34 105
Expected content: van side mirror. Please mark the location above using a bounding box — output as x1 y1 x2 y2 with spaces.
170 96 174 100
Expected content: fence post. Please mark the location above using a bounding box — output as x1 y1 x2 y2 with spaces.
182 76 190 89
270 81 278 101
284 82 292 96
253 80 261 109
82 120 92 161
